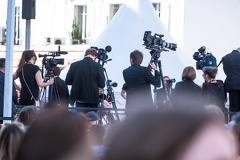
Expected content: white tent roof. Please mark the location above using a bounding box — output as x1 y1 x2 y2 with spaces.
60 0 192 92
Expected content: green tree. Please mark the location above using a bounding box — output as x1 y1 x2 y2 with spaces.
71 17 82 40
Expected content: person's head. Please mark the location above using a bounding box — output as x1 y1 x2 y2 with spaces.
163 76 170 87
130 50 143 65
84 48 98 60
52 66 61 76
103 109 238 160
0 58 5 72
204 104 225 123
18 106 38 126
0 123 24 160
99 100 110 117
15 109 90 160
182 66 196 81
24 50 37 64
86 111 100 127
202 67 218 82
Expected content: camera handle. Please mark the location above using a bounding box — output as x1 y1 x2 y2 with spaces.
102 67 120 121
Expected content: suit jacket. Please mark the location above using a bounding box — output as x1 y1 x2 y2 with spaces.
123 64 161 109
49 77 69 106
223 50 240 91
65 57 105 104
0 71 17 116
172 79 201 108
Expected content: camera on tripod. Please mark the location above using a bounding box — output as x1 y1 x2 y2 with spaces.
193 46 217 70
91 45 112 63
143 31 177 62
143 31 177 52
166 78 176 85
38 48 68 81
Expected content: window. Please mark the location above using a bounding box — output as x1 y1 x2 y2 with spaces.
75 5 87 40
109 4 121 21
152 3 161 17
15 7 20 45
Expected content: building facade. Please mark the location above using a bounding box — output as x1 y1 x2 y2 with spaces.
0 0 184 48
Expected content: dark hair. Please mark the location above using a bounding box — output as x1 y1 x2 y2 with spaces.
182 66 196 80
130 50 143 65
202 67 218 79
0 58 5 69
24 50 37 62
103 109 214 160
52 66 61 76
18 106 38 126
85 48 98 57
16 50 37 75
15 109 90 160
163 76 169 79
0 123 24 160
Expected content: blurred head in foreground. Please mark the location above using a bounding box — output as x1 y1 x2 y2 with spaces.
15 109 90 160
103 109 238 160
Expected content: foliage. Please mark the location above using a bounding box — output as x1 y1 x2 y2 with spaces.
71 17 82 40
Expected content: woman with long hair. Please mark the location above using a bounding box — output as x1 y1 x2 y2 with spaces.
13 50 54 105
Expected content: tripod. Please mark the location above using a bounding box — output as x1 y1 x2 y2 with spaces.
150 51 171 108
99 60 120 121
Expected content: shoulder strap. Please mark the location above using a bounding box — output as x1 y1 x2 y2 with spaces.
22 67 36 101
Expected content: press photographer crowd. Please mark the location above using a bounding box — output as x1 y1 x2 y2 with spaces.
1 31 240 160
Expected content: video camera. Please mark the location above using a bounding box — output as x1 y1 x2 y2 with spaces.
38 46 68 81
143 31 177 52
193 46 217 70
166 78 176 84
91 45 112 64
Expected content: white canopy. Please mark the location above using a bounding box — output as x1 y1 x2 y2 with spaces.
60 0 193 92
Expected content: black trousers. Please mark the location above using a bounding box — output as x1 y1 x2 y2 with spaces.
229 90 240 117
75 102 99 113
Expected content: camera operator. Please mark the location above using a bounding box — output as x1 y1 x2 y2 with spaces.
223 47 240 115
123 50 161 112
65 48 105 112
49 67 69 107
157 76 174 108
13 50 54 106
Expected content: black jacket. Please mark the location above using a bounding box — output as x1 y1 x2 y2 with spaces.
65 57 105 104
223 50 240 91
123 64 161 109
172 79 201 108
49 77 69 106
0 71 17 116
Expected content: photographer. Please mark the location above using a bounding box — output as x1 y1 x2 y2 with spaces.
123 50 161 111
223 47 240 115
14 50 54 106
49 66 69 107
157 76 174 108
65 48 105 111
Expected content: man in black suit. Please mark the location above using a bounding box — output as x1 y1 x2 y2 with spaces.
49 66 69 107
0 58 17 123
65 48 105 111
223 48 240 113
123 50 161 112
